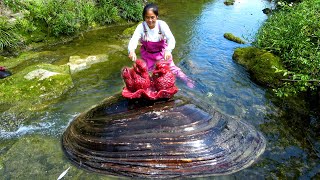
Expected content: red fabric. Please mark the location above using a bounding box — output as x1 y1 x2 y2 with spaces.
121 59 178 100
0 66 5 71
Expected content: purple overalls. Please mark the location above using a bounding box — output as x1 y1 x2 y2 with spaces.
140 22 194 88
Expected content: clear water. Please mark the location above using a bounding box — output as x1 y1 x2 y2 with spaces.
0 0 319 179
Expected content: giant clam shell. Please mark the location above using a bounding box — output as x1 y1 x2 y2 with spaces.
62 95 266 178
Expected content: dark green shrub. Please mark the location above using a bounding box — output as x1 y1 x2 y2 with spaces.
95 0 120 25
1 0 144 54
115 0 144 21
254 0 320 96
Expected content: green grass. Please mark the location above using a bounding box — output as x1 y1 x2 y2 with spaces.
254 0 320 96
0 17 21 51
0 0 144 53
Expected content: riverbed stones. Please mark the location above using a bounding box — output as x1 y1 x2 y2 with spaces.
0 63 73 129
67 54 108 73
62 94 266 178
122 22 141 38
0 135 99 179
24 69 60 80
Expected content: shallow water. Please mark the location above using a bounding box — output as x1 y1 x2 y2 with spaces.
0 0 319 179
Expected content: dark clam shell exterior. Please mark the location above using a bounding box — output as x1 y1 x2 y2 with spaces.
62 95 266 178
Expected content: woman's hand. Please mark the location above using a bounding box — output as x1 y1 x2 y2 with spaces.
128 51 137 62
164 51 172 61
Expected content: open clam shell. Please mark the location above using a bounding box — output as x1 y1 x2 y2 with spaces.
62 95 266 178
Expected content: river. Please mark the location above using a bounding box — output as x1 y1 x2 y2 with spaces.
0 0 319 179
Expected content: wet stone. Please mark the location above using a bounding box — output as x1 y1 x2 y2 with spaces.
62 94 266 178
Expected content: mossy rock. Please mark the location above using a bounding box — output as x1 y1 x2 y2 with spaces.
0 135 111 179
224 33 246 44
0 55 4 62
224 0 235 6
122 22 142 37
0 51 54 70
0 63 73 130
232 47 285 87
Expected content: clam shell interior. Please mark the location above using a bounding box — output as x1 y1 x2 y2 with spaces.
62 95 266 178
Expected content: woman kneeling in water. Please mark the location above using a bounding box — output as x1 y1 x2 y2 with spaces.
128 3 194 88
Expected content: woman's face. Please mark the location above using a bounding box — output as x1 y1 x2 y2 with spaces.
144 9 158 29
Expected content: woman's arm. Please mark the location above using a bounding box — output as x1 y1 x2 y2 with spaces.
161 21 176 53
128 23 143 61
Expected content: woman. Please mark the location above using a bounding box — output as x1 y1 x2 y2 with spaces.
128 3 194 88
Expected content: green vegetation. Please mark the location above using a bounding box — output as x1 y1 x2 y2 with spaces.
0 63 73 130
0 0 144 53
122 21 141 37
0 17 21 51
224 33 246 44
233 47 285 87
254 0 320 97
0 135 107 179
0 63 72 105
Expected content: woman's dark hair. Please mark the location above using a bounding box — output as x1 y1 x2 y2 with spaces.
142 3 159 18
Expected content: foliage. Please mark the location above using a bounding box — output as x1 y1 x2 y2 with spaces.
94 0 120 25
0 63 73 116
115 0 144 21
0 17 21 51
254 0 320 97
2 0 144 42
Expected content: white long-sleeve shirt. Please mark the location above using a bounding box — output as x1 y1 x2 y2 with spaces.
128 20 176 53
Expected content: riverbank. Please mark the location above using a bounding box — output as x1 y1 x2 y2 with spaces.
0 0 144 55
234 0 319 98
0 0 145 131
1 0 319 179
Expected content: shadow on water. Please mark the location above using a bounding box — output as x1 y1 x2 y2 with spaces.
0 0 319 179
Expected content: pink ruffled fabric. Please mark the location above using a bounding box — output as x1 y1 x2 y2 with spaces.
121 60 178 100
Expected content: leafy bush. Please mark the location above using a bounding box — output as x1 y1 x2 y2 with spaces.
115 0 144 21
0 17 21 51
94 0 120 25
3 0 144 37
254 0 320 97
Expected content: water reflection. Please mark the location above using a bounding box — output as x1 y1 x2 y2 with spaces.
0 0 319 179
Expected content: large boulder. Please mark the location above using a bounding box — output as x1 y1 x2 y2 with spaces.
0 63 73 131
232 47 285 87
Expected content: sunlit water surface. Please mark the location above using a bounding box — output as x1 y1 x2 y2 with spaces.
0 0 319 179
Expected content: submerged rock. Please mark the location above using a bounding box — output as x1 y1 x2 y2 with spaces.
24 69 60 80
0 63 73 131
67 54 108 73
122 22 141 38
0 135 104 179
62 94 266 178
